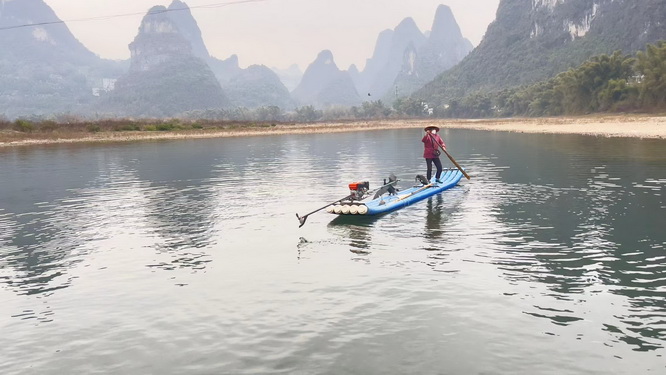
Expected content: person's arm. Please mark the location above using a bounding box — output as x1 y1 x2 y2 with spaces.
437 135 446 150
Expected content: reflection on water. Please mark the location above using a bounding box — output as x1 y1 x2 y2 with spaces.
480 135 666 352
328 215 378 254
424 187 467 244
425 194 445 239
1 130 665 374
136 158 220 274
456 133 665 354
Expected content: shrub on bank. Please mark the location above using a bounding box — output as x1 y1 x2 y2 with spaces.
0 119 12 131
14 120 34 133
155 123 175 131
114 123 141 131
38 121 58 132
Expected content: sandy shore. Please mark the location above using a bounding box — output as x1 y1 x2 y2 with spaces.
433 115 666 139
1 115 664 148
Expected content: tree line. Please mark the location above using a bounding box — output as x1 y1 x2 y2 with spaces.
178 99 400 123
437 41 666 118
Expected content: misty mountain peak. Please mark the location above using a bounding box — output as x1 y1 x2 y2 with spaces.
167 0 211 60
394 17 426 45
0 0 57 23
395 17 421 35
226 54 240 68
292 49 360 107
140 6 178 34
109 3 228 116
316 50 336 65
0 0 123 119
365 29 394 65
430 4 463 41
169 0 188 8
357 15 426 96
129 6 194 72
0 0 97 61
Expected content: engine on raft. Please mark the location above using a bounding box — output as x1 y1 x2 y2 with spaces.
296 174 399 226
347 181 369 200
324 181 370 215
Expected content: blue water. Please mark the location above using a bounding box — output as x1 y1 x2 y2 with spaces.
1 128 664 374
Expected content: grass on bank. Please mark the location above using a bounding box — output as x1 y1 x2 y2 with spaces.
0 118 282 143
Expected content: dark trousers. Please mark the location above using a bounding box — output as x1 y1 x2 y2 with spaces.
425 158 443 180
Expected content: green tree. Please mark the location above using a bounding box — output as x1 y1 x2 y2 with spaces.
393 97 425 116
597 79 638 111
359 100 391 118
295 105 322 122
254 106 283 122
635 41 666 108
553 51 634 114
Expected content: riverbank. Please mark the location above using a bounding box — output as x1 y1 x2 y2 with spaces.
1 115 664 148
435 115 666 139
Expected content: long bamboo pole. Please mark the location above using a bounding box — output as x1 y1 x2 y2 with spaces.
441 147 471 180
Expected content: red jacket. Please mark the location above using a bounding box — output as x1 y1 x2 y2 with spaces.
422 133 446 158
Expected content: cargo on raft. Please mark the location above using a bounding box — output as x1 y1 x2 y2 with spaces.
296 169 465 227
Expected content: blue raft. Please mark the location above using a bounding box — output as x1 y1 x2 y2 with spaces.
327 169 464 216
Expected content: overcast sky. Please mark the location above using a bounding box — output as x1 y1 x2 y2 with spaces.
43 0 500 70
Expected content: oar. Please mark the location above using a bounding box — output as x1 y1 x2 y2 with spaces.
296 194 354 228
396 183 434 202
440 146 470 180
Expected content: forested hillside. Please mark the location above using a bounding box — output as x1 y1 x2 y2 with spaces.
437 42 666 118
414 0 666 109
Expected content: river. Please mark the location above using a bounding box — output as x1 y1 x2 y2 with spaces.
1 128 664 374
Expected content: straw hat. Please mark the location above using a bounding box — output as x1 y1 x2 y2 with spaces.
424 125 440 132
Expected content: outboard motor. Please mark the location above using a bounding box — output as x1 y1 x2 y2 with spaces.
348 181 369 200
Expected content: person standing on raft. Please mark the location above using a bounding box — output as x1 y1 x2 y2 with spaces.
422 126 447 183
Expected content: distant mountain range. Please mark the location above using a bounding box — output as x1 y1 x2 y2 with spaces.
4 0 659 119
0 0 294 118
291 4 472 108
415 0 666 108
0 0 475 118
392 5 473 99
357 5 472 101
165 0 293 110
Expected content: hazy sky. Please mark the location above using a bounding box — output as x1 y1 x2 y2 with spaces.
43 0 500 70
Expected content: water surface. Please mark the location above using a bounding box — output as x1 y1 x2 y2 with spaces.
1 129 664 374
